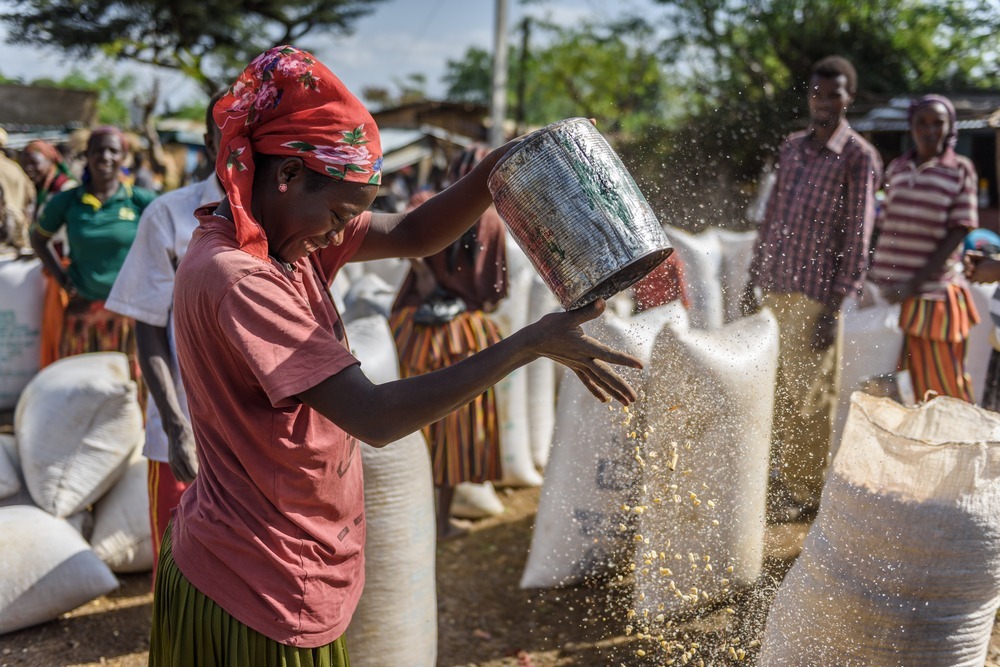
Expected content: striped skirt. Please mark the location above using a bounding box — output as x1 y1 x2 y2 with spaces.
389 306 503 487
898 283 980 403
149 525 350 667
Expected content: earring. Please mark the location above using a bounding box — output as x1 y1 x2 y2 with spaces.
278 183 288 193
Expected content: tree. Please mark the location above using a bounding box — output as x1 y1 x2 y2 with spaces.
443 46 492 105
442 18 676 136
1 0 387 95
648 0 1000 180
611 0 1000 230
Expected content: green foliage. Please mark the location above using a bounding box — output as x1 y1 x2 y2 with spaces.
615 0 1000 229
650 0 1000 178
442 17 678 136
1 0 387 94
443 46 492 105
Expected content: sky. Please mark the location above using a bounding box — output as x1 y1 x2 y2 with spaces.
0 0 660 111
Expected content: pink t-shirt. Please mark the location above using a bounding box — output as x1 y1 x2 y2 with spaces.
171 205 372 647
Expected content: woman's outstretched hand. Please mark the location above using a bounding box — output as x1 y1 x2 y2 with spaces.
525 299 642 405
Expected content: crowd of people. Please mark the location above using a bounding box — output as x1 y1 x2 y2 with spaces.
0 44 996 664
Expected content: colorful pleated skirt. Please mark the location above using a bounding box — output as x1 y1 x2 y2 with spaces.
389 306 503 487
898 283 979 402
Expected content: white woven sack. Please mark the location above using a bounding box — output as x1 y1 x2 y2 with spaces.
715 228 757 324
359 257 409 294
662 227 724 330
452 481 505 519
526 273 560 470
833 285 903 457
0 505 118 634
330 271 351 313
90 454 152 573
345 314 398 385
760 393 1000 667
968 281 994 403
488 241 541 487
0 434 19 499
633 310 778 617
14 352 143 518
0 257 44 410
347 432 437 667
343 312 436 666
343 272 396 321
521 313 656 589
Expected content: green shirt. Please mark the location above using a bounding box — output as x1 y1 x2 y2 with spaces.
36 183 157 302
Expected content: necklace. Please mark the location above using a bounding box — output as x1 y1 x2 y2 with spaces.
269 254 295 272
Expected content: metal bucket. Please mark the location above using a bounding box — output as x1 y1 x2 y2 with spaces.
488 117 672 310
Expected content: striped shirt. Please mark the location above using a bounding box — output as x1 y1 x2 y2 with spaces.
749 121 882 310
870 151 978 300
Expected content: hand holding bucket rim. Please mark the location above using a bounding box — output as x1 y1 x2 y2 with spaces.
521 297 643 405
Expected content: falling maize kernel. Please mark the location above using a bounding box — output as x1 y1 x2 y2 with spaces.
636 649 646 657
627 609 636 619
625 624 633 635
721 578 730 586
725 607 735 614
674 494 682 503
707 500 716 508
711 519 720 526
655 613 665 622
660 567 673 576
634 534 645 542
727 566 734 573
629 563 636 571
705 563 713 571
737 649 746 660
729 647 738 659
693 499 702 506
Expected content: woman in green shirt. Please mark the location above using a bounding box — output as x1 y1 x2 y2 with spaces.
29 126 157 379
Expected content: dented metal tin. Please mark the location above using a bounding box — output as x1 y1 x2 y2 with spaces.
488 117 672 310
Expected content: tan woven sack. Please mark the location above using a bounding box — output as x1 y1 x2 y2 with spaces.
760 392 1000 666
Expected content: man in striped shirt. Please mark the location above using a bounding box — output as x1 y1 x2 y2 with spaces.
741 55 882 523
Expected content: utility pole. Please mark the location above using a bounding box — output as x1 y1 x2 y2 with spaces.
515 16 530 136
489 0 508 148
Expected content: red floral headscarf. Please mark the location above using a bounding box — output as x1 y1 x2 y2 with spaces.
215 45 383 260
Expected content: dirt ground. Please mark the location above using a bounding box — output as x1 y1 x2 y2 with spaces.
2 485 1000 667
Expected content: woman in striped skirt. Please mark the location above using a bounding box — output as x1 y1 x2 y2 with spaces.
390 146 508 540
870 94 979 402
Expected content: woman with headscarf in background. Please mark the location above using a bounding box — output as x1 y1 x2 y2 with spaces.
29 127 157 378
390 146 508 541
20 139 77 224
870 94 979 401
148 45 639 665
21 139 80 363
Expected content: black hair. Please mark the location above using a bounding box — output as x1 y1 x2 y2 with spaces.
252 153 332 193
206 89 227 131
810 55 857 94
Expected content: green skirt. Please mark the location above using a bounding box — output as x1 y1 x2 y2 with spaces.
149 524 350 667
